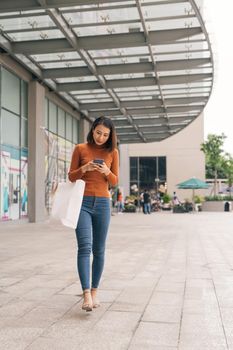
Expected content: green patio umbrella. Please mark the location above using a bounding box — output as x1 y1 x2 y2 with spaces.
177 177 209 209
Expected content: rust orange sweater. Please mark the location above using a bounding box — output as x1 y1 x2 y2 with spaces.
68 143 119 198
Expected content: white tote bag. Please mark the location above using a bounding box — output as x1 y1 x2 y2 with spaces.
51 180 85 229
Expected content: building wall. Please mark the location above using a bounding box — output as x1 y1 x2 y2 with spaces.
0 52 206 219
119 113 205 201
0 54 90 222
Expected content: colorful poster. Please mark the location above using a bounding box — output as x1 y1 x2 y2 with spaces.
0 146 21 220
1 150 10 220
21 151 28 217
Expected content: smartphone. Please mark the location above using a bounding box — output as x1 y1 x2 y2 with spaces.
93 159 104 165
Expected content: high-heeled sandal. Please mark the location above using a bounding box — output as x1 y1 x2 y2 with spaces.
82 290 93 312
91 288 100 308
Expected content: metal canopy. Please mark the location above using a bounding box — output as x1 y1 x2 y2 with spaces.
0 0 213 144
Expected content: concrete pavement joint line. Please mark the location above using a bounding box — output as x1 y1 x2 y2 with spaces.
56 281 79 295
141 320 180 324
199 233 230 349
126 233 179 349
177 225 188 349
211 280 230 350
126 274 163 350
89 290 127 329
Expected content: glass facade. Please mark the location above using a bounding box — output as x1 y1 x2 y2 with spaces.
0 67 28 220
130 156 166 194
44 98 79 213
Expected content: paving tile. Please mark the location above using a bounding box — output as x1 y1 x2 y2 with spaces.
27 336 83 350
43 303 111 338
16 305 68 328
129 322 180 348
57 282 82 296
0 299 36 317
0 277 23 287
180 313 224 336
179 345 227 350
22 287 60 301
150 291 183 307
183 299 219 314
74 311 141 350
0 291 14 307
155 281 185 294
95 289 122 304
109 286 153 312
40 293 80 310
142 304 182 323
0 327 44 350
179 333 227 349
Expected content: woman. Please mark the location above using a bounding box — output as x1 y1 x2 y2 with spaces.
68 116 119 312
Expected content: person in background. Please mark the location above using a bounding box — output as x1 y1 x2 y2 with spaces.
140 191 144 213
117 190 124 213
143 189 151 214
68 116 119 312
172 191 180 206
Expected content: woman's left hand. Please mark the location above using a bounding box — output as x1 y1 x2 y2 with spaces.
95 162 110 176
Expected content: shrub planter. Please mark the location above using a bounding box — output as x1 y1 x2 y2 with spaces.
202 201 233 212
173 205 187 213
162 204 171 211
123 204 136 213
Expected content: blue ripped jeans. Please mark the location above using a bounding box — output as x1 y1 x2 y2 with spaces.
75 196 111 290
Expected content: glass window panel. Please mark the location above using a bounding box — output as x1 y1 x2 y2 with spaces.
63 7 139 26
66 114 72 141
0 15 52 31
139 157 157 191
9 29 64 41
21 119 28 148
40 61 85 69
1 109 20 147
130 157 138 182
31 52 80 62
56 76 96 83
65 141 74 163
57 136 66 161
1 68 20 115
158 157 166 182
58 107 65 137
21 80 28 118
72 118 79 144
49 101 57 133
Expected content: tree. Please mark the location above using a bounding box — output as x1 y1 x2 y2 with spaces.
201 134 226 196
222 154 233 197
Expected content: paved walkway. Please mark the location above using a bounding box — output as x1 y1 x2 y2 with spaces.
1 211 233 349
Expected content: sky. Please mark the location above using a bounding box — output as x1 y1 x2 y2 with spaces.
203 0 233 155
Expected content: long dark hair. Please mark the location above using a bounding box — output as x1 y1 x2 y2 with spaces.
87 116 117 152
